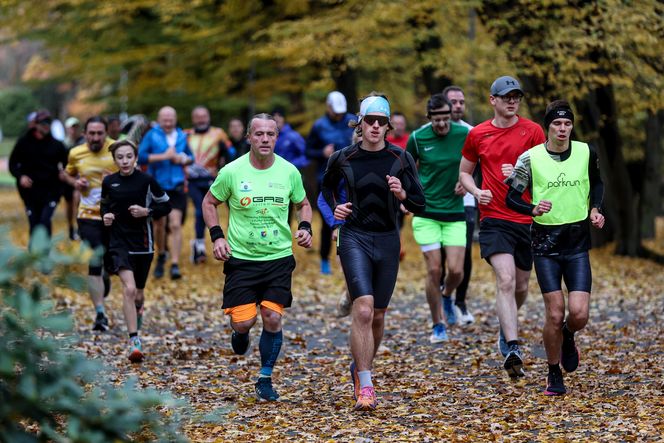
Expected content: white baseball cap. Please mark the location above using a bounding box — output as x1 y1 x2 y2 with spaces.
326 91 347 114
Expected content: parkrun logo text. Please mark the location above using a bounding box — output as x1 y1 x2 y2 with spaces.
240 196 286 206
547 173 580 189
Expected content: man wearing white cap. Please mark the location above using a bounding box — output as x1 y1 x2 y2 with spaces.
322 92 425 411
459 76 545 378
306 91 356 275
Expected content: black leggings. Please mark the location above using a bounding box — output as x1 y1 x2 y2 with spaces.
337 226 400 309
23 196 58 238
534 251 592 294
440 206 476 305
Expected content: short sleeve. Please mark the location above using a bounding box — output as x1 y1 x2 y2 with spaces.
209 168 232 202
461 130 479 163
532 125 546 146
289 168 306 204
65 150 77 176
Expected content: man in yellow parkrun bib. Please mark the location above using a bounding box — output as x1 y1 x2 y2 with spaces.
504 100 605 396
202 113 313 402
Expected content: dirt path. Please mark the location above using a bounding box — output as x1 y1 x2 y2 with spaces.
1 189 663 441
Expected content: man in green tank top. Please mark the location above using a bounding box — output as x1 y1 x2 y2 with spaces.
202 113 313 402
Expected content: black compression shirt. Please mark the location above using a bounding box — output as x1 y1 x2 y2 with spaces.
321 142 425 232
101 170 171 253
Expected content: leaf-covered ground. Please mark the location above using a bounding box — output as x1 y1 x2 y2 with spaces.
1 189 663 442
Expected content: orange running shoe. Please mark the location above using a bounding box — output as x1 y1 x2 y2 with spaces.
354 386 377 411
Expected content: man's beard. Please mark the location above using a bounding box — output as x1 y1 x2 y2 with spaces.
89 143 103 152
194 124 210 134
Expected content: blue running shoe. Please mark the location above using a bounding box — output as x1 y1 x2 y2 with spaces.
429 323 448 343
255 377 280 401
498 327 509 357
442 296 457 325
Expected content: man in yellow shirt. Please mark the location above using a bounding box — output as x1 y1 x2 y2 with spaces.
63 116 118 331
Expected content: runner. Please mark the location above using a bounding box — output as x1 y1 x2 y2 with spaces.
9 110 68 243
306 91 356 275
442 85 476 325
407 93 469 343
505 100 604 394
385 112 409 149
186 105 232 264
322 93 425 410
63 116 117 331
138 106 193 280
202 113 313 401
459 76 545 377
101 139 171 362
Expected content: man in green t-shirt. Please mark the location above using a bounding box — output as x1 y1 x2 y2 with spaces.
407 94 469 344
202 113 313 402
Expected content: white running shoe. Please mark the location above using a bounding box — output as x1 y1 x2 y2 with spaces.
454 305 475 326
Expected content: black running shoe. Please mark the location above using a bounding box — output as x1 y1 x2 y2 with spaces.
255 377 279 401
544 368 566 396
503 344 525 377
102 271 111 298
153 254 166 279
561 322 580 372
92 313 109 331
170 264 182 280
231 331 250 355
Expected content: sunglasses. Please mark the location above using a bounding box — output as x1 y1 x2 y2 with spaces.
363 115 390 126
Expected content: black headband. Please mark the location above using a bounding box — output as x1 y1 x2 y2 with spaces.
544 107 574 129
427 109 451 118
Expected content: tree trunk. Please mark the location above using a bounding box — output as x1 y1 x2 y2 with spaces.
330 56 358 114
574 86 640 255
641 109 663 239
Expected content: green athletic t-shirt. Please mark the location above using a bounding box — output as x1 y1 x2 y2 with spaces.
407 122 468 219
209 153 306 260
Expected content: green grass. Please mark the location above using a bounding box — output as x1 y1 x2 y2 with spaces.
0 137 16 157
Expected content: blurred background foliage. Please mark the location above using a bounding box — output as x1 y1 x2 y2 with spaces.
0 0 661 256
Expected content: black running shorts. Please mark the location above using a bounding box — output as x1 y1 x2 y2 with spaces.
479 217 533 271
222 255 296 309
156 183 187 221
105 250 153 289
337 226 400 309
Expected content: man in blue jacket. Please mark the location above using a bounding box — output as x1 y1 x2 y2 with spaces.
306 91 356 275
272 106 308 170
138 106 193 280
